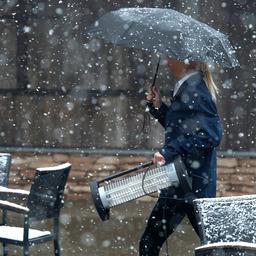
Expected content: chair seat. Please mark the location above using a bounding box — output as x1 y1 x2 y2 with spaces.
195 242 256 256
0 226 51 242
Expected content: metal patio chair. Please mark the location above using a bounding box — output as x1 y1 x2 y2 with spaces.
0 153 12 255
193 194 256 256
0 153 11 189
0 162 71 256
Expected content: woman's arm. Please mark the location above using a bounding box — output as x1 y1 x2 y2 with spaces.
160 115 222 162
160 84 222 163
146 85 169 127
147 102 169 127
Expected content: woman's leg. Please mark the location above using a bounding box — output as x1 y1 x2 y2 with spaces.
139 196 185 256
184 203 201 237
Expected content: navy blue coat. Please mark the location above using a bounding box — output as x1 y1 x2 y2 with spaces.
148 72 222 198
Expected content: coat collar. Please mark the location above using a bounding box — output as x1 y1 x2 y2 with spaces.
172 71 204 99
173 71 200 96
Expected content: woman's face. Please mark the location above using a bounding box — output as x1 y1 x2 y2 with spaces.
167 58 196 78
167 58 186 78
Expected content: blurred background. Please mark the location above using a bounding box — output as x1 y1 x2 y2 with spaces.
0 0 255 152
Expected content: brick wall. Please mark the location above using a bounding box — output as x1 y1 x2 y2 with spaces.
8 153 256 200
217 157 256 197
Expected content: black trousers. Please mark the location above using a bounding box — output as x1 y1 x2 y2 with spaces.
139 187 200 256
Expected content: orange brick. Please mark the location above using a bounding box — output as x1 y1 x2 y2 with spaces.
230 175 255 184
238 158 256 167
52 153 70 163
217 158 238 168
217 167 236 174
96 156 120 165
235 166 256 175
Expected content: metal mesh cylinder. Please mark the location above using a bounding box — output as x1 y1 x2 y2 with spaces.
99 163 179 208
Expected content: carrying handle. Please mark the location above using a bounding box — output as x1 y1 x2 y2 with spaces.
97 161 154 183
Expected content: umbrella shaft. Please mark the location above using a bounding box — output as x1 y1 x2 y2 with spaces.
152 56 161 88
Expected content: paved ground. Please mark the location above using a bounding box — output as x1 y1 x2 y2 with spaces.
4 200 200 255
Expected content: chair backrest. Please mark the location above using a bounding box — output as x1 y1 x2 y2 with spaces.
27 163 71 220
0 153 11 187
193 195 256 245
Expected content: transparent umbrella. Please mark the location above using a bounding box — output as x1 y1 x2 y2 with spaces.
87 7 240 69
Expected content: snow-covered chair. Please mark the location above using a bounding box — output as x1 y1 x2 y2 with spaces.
193 195 256 256
0 163 71 256
0 153 11 189
0 153 12 255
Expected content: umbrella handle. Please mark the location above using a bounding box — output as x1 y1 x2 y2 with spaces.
151 56 161 88
143 56 161 113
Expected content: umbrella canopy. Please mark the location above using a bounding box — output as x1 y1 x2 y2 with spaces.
88 8 239 68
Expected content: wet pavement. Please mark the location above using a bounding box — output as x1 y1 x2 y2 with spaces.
5 200 200 255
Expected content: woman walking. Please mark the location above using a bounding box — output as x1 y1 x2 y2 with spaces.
139 57 223 255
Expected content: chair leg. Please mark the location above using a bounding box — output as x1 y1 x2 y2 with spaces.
23 244 29 256
54 239 60 256
53 215 61 256
3 243 8 256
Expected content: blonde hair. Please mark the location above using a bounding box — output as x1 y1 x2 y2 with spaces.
197 63 219 101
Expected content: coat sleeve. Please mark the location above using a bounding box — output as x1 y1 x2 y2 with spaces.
160 88 222 163
147 102 169 127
